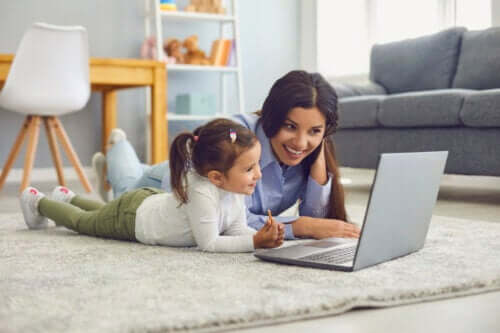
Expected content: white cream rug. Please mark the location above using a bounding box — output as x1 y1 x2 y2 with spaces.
1 207 500 333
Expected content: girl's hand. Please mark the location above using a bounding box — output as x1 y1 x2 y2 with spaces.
292 216 360 239
253 217 284 249
310 139 328 185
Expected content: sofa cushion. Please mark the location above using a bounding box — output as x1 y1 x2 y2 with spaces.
378 89 473 127
370 27 466 94
460 89 500 127
331 81 387 98
452 27 500 89
338 96 384 129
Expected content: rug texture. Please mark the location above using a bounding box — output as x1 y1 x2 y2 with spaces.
1 207 500 333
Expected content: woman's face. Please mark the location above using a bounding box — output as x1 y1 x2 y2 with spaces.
270 106 326 166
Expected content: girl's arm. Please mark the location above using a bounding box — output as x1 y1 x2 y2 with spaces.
185 190 255 253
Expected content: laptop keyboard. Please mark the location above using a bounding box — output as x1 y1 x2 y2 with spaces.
299 246 356 264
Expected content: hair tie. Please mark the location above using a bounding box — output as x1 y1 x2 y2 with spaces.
193 136 199 142
229 129 237 143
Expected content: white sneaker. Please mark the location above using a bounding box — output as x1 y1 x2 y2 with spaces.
92 152 111 202
108 128 127 146
20 187 48 229
51 186 76 204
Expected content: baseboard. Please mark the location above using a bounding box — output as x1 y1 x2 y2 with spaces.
5 167 94 183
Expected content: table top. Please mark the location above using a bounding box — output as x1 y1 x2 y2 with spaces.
0 54 166 89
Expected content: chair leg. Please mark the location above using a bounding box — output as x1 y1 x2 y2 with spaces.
43 117 66 187
51 117 92 193
20 116 41 192
0 116 32 191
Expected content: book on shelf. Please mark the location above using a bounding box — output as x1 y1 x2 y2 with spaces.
209 39 233 66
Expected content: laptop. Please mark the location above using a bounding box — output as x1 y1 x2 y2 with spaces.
254 151 448 272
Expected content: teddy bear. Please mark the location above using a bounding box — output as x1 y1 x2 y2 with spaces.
182 35 211 66
165 38 185 64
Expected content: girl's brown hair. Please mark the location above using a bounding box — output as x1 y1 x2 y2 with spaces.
258 70 347 221
169 118 257 204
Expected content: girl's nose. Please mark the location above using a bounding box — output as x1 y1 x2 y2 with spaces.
254 165 262 180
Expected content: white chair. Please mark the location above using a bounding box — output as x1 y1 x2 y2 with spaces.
0 22 92 192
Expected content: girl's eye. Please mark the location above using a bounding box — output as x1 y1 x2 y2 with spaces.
246 166 253 172
311 128 323 135
284 123 295 130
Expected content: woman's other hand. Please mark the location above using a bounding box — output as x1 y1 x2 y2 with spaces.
292 216 360 239
310 139 328 185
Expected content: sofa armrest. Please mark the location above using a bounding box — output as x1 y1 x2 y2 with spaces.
330 81 387 98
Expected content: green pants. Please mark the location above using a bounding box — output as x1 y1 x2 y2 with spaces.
38 187 163 241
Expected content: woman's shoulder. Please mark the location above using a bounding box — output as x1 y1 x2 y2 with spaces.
232 113 260 131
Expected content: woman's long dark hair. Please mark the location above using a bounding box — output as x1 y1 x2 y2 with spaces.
169 118 257 204
258 70 347 221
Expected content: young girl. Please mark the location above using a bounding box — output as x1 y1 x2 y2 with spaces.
20 119 284 252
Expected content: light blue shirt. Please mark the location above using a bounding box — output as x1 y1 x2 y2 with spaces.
233 114 332 240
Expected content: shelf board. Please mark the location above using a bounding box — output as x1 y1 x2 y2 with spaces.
166 64 238 72
157 10 235 22
168 113 231 121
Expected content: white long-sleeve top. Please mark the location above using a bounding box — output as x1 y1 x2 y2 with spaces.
134 172 256 252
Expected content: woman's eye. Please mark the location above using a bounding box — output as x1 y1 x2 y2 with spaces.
311 128 322 135
284 123 295 130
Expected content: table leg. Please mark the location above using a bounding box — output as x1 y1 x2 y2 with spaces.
102 89 117 154
150 66 168 163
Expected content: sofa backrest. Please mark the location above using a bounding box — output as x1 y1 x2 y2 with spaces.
452 27 500 90
370 27 466 94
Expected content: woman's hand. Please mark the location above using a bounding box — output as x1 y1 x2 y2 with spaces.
253 217 285 249
292 216 360 239
310 139 328 185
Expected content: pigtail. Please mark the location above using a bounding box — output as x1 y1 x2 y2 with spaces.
170 132 196 204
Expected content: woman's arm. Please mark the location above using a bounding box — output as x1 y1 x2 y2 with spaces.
291 216 360 239
309 140 328 185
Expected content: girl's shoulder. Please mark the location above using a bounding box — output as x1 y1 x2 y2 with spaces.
186 171 218 197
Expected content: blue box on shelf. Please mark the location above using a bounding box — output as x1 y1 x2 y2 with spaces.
175 93 217 115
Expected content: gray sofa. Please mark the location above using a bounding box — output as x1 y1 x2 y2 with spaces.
332 27 500 177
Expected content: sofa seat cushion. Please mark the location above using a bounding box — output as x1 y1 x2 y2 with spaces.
378 89 473 127
370 27 466 94
453 27 500 89
460 89 500 127
338 96 385 129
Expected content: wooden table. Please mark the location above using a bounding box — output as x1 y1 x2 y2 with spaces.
0 54 168 163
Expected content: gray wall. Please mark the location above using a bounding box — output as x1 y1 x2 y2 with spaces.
0 0 300 168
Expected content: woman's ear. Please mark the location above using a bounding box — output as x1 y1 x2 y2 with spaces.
207 170 225 187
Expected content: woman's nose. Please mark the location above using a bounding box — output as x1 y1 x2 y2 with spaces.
293 132 308 150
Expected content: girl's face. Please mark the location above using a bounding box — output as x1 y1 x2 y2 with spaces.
220 141 262 195
270 106 326 166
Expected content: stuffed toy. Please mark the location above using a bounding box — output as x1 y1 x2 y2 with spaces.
140 36 170 62
182 35 211 65
165 38 185 64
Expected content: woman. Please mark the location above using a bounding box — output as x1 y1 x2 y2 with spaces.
93 70 360 240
